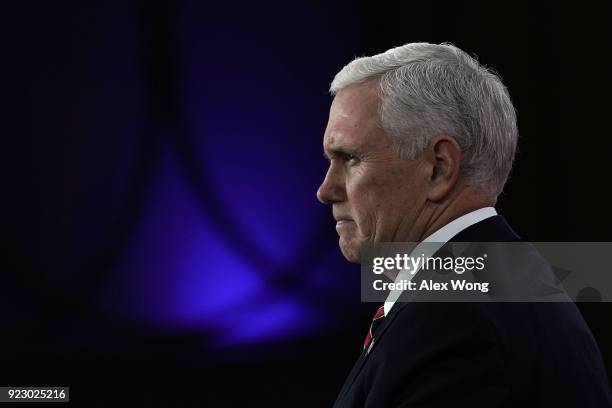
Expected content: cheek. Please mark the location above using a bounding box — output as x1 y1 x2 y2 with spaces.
346 175 391 233
346 164 424 237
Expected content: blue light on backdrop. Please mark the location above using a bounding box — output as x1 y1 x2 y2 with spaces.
88 0 364 349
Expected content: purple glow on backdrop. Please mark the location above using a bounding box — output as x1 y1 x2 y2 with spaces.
100 148 325 342
212 295 320 347
179 11 332 267
102 149 262 325
95 0 362 348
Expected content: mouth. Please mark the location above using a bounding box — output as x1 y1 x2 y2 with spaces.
333 213 353 223
335 219 355 232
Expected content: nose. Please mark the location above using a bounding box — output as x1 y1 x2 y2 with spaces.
317 165 344 205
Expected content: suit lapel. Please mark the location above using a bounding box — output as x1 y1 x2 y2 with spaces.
334 302 409 405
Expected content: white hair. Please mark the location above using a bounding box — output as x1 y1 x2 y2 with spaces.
330 42 518 197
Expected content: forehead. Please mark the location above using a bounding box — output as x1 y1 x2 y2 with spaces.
323 80 385 152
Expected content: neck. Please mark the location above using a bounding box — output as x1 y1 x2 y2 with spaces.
420 187 496 241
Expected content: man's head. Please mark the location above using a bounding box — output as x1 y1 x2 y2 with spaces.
317 43 518 263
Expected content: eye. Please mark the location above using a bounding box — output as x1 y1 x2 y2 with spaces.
346 154 360 165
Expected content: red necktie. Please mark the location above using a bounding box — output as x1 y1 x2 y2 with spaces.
363 305 385 350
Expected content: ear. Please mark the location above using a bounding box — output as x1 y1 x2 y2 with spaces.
423 135 462 202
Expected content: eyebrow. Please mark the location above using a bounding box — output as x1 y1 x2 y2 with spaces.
323 147 359 161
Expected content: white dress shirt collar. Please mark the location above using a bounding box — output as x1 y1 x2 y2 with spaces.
382 207 497 316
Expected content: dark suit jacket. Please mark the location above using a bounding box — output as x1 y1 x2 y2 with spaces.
333 216 612 407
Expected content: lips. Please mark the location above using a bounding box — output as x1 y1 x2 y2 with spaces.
333 213 352 222
335 220 355 233
333 210 353 229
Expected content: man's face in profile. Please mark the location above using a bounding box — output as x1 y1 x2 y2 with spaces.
317 80 430 263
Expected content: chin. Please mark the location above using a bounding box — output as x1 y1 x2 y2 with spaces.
339 238 362 264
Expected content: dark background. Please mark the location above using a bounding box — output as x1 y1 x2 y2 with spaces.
2 0 611 406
